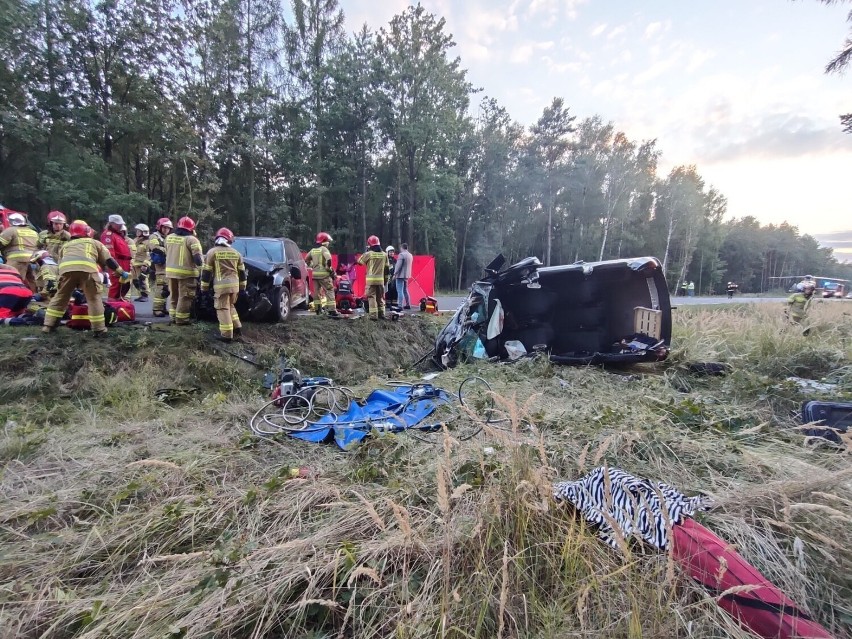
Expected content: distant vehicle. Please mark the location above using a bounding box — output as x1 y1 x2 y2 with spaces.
435 255 672 367
197 236 309 322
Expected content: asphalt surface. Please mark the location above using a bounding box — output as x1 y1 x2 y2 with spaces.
132 293 806 322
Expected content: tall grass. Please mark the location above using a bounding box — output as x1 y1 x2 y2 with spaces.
0 304 850 638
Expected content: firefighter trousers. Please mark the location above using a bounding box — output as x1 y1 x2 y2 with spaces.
131 265 149 295
168 277 196 324
153 265 168 314
214 290 242 339
365 283 385 318
313 276 334 309
44 272 106 331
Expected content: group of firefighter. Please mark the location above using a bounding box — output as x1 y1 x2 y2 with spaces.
306 232 412 320
0 210 247 341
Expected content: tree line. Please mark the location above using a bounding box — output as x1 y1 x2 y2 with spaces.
1 0 849 292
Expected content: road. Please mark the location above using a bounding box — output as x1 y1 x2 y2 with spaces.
132 293 797 321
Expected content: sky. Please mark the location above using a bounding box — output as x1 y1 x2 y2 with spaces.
330 0 852 261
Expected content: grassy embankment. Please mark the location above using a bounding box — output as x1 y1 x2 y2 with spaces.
1 302 850 638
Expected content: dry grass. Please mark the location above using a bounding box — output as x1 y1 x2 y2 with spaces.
0 302 850 638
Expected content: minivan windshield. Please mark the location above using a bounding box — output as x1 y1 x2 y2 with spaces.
232 238 284 263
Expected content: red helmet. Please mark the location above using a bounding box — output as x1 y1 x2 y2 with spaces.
156 217 173 230
176 216 195 231
68 220 89 238
316 231 332 244
367 235 380 247
215 227 235 243
47 210 67 225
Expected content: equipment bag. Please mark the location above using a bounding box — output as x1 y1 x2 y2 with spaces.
67 303 117 329
106 299 136 322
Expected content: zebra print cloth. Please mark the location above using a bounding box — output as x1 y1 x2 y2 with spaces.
553 466 710 550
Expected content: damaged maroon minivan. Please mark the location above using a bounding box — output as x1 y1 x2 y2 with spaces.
434 255 672 367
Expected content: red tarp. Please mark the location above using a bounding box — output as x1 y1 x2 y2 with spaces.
304 253 435 300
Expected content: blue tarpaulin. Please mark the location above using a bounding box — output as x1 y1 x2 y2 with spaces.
287 386 453 450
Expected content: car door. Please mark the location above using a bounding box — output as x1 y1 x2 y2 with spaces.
283 238 308 306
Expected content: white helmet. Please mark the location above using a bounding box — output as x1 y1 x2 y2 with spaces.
135 223 150 235
385 245 395 253
8 212 26 226
108 214 125 226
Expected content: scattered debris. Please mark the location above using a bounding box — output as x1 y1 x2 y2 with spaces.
786 377 838 394
800 400 852 444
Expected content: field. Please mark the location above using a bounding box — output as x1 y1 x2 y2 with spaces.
1 302 851 638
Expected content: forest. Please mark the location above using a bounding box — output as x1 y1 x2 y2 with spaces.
1 0 849 292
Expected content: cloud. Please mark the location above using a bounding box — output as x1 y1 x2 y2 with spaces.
607 25 626 40
643 20 671 40
509 39 555 63
698 113 848 163
525 0 587 22
590 23 607 37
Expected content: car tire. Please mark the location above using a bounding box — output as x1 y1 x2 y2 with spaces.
273 286 291 322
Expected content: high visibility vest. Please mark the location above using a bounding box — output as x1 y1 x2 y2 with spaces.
58 238 112 275
132 237 151 267
0 226 39 261
165 233 203 278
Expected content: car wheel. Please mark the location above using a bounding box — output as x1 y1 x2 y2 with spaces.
273 286 291 322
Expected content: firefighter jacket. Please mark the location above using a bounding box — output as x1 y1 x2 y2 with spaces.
101 228 132 265
149 232 166 265
306 245 333 278
200 245 246 294
132 237 152 267
57 237 116 276
358 247 388 285
34 261 58 296
165 231 203 278
787 293 812 321
38 229 71 262
0 225 39 262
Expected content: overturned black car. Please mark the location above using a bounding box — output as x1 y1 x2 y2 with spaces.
435 255 672 367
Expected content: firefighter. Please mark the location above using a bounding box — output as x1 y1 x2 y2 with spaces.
787 280 815 334
200 227 246 341
42 220 130 335
131 223 152 301
100 214 132 299
358 235 388 320
0 211 39 291
28 250 58 311
149 217 172 317
165 216 203 325
38 210 71 261
305 232 337 316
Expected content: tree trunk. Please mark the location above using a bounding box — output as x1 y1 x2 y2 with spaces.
360 142 367 248
457 218 469 290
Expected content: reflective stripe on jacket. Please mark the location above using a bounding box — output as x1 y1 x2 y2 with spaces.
201 246 246 293
306 246 332 278
0 226 39 261
132 238 151 267
165 234 203 278
58 238 113 275
358 248 387 285
38 229 71 262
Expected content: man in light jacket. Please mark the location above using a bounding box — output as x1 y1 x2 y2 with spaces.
394 243 413 309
